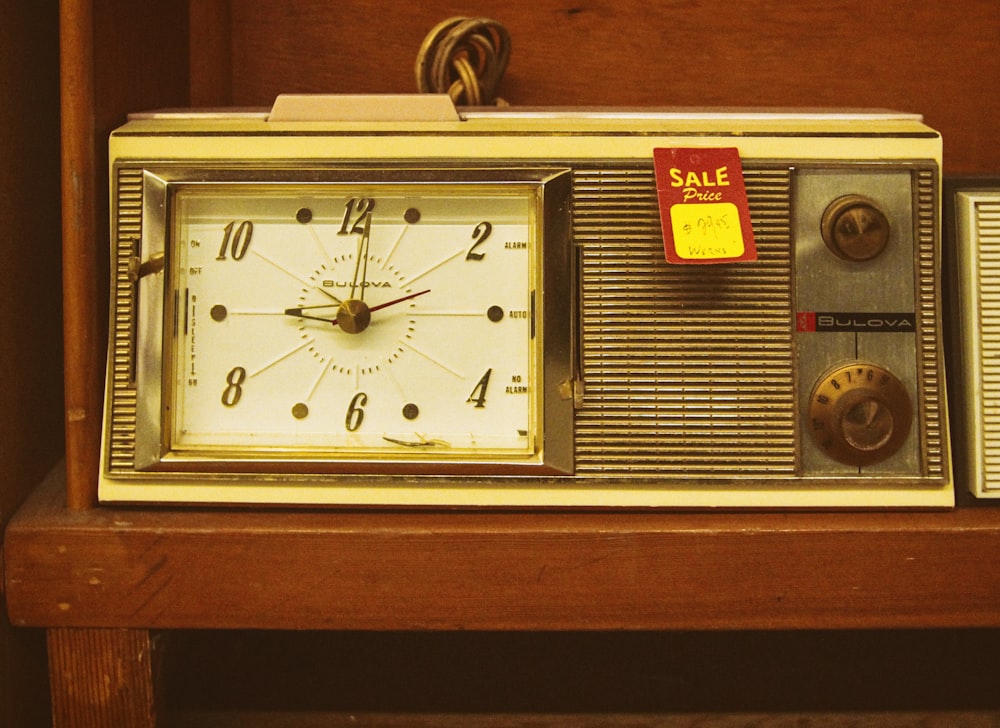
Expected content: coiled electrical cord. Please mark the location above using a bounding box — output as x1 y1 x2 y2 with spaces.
415 17 511 106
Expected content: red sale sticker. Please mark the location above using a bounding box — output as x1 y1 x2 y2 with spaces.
653 147 757 264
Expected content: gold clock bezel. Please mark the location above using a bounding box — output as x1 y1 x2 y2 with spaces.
123 165 575 478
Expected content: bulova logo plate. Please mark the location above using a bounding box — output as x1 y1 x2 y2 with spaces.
796 312 917 332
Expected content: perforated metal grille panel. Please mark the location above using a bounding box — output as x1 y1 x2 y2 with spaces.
975 199 1000 486
573 165 797 476
108 167 143 471
914 169 946 479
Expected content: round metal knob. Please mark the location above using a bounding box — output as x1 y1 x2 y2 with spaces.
821 195 890 261
808 362 912 466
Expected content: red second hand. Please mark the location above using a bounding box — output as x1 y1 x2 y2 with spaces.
367 288 431 314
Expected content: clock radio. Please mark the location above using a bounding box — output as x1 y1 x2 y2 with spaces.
946 178 1000 499
99 95 952 507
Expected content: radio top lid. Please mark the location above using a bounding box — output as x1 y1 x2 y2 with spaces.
265 95 923 123
127 95 925 125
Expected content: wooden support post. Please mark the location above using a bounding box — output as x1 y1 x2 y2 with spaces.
47 628 161 728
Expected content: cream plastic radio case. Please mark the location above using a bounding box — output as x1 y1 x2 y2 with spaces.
99 96 953 507
947 178 1000 499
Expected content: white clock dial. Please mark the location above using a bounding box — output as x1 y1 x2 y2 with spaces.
166 183 541 462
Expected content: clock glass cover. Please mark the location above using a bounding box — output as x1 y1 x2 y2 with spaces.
131 170 571 474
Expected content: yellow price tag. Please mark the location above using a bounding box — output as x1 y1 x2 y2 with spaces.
669 202 745 260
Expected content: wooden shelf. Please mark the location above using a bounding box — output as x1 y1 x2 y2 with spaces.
6 465 1000 632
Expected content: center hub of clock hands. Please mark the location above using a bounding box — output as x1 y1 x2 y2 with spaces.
283 288 431 333
336 298 371 333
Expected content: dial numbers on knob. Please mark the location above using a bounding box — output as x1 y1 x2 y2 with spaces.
808 362 912 467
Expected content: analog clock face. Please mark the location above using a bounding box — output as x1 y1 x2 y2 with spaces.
162 182 544 465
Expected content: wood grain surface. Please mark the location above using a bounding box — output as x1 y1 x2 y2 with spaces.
205 0 998 174
48 628 160 728
7 466 1000 632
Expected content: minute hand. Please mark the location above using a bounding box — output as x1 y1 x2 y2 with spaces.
350 211 373 301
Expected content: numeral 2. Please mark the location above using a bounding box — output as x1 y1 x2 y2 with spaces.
466 221 492 261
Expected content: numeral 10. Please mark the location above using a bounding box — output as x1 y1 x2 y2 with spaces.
217 220 254 261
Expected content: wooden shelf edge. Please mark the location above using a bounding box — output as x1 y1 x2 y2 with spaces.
5 464 1000 631
165 710 1000 728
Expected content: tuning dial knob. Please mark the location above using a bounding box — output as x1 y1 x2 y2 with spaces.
821 195 890 261
808 362 912 466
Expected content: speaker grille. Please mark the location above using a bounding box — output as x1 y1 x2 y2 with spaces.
573 165 796 476
975 198 1000 483
108 167 143 471
915 169 946 479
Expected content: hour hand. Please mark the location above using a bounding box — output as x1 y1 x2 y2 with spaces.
283 304 339 325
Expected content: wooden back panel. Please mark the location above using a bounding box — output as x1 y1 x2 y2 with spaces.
194 0 997 173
